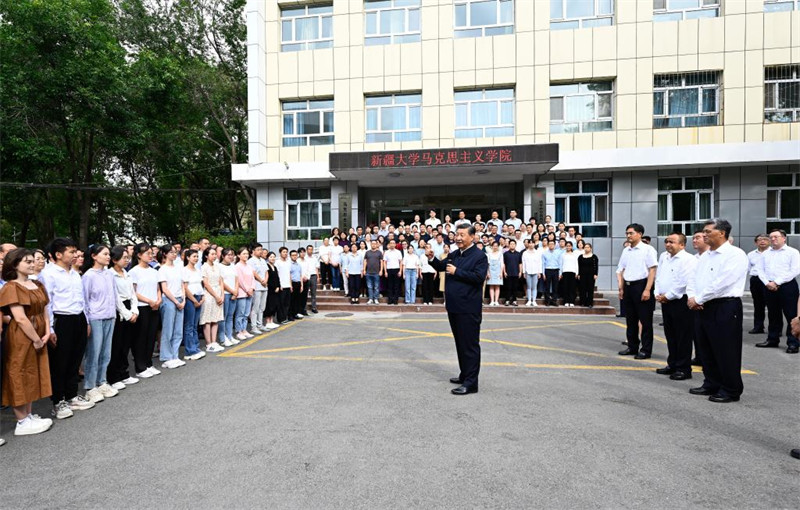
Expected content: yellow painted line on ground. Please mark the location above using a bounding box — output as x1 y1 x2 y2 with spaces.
482 319 609 333
218 320 299 357
231 333 435 356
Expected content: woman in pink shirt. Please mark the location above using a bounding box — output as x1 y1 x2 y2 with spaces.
234 247 255 340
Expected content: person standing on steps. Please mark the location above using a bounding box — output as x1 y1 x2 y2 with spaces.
425 224 488 396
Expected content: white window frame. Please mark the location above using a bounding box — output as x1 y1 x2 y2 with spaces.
550 81 614 133
767 173 800 234
653 72 721 129
454 0 514 38
454 88 515 139
550 0 614 30
764 0 800 12
554 180 609 237
653 0 720 22
365 93 422 143
281 4 333 52
365 0 421 46
286 188 332 241
282 99 335 147
765 65 800 123
657 176 714 237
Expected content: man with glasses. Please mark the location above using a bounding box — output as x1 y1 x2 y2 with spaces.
616 223 658 359
686 218 749 403
755 229 800 354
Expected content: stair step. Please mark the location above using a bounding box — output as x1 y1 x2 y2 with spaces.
313 296 611 306
314 303 616 315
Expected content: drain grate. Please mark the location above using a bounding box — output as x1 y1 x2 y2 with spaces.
325 312 353 318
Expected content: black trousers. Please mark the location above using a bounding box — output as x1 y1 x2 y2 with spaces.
622 279 655 355
544 269 559 303
448 312 482 389
765 278 800 348
49 312 88 404
695 298 743 398
422 273 435 303
290 282 303 317
132 306 158 373
300 279 310 311
578 271 594 306
320 262 330 287
561 272 577 305
107 311 135 384
662 296 694 373
348 274 362 299
504 276 519 302
387 270 401 304
749 275 766 331
278 288 291 322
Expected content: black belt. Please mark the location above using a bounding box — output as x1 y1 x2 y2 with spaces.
704 297 740 306
624 278 647 286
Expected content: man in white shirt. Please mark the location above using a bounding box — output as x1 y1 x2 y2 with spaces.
746 234 769 335
687 218 749 403
487 211 504 230
382 239 403 304
454 210 471 228
616 223 659 359
756 229 800 353
504 209 522 231
275 247 293 324
654 232 697 379
692 230 709 258
318 238 332 290
304 245 319 314
425 209 441 229
247 243 269 334
409 214 422 233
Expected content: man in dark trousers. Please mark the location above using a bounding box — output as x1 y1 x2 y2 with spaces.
616 223 658 359
426 224 488 395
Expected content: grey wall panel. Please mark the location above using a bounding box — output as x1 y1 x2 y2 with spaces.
631 200 658 238
718 167 742 201
611 171 632 203
631 172 658 203
740 166 768 200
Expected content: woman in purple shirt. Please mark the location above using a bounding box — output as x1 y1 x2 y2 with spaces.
81 244 118 403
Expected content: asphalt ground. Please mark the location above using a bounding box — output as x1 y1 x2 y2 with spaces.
1 305 798 509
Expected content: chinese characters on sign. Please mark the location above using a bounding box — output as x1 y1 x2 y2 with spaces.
368 148 513 169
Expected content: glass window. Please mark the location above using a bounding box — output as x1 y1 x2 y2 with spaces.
365 0 421 46
657 176 714 236
365 93 422 143
767 173 800 234
551 0 614 30
281 4 333 52
653 0 719 22
282 99 335 147
455 88 515 138
286 188 333 241
454 0 514 38
550 81 614 133
764 0 800 12
653 72 720 129
554 180 609 237
764 65 800 123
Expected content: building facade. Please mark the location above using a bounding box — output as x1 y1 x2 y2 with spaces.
234 0 800 289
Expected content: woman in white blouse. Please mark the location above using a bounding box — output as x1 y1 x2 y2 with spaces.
182 249 206 361
401 245 421 304
561 241 580 307
107 246 140 389
128 243 162 379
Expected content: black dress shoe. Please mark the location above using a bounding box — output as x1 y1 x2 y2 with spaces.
669 372 692 380
618 348 637 356
709 394 739 403
791 449 800 460
691 357 701 366
615 314 625 318
451 385 478 395
449 377 463 384
621 341 628 345
656 366 675 375
311 308 318 314
689 386 715 396
747 327 765 334
755 340 780 348
787 346 799 353
634 352 651 360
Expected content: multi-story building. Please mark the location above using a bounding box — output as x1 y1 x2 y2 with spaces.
234 0 800 289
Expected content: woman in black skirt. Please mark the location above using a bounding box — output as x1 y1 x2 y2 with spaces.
263 251 281 330
577 242 599 308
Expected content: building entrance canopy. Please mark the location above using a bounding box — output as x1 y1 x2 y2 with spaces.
329 143 558 186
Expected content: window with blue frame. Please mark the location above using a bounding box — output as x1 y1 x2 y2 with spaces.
365 93 422 142
455 88 515 138
365 0 421 45
282 99 334 147
554 180 609 237
454 0 514 38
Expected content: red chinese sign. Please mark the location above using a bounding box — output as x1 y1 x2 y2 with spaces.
368 148 513 169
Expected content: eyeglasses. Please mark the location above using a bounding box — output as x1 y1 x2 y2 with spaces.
625 231 636 236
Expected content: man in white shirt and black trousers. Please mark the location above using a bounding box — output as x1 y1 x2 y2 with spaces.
755 229 800 354
654 232 697 380
616 223 659 359
687 218 749 403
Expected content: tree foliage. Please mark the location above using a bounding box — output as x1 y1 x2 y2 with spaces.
0 0 252 248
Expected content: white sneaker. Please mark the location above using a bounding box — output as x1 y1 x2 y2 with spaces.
229 336 241 345
122 376 139 385
174 359 187 367
30 414 54 428
249 329 261 336
532 301 539 306
15 415 51 436
52 400 73 420
259 325 270 332
295 314 304 319
0 438 5 446
206 343 224 353
111 381 126 391
137 369 153 379
85 387 105 403
98 383 119 398
221 337 234 347
68 395 95 411
146 366 161 376
265 323 280 330
161 360 180 369
186 351 206 360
